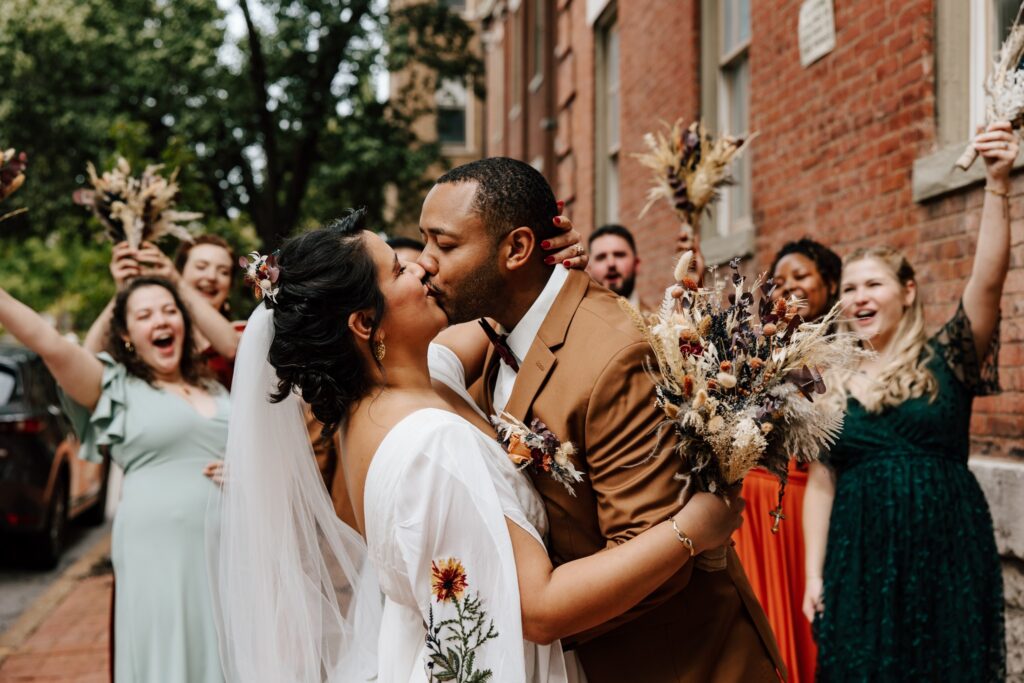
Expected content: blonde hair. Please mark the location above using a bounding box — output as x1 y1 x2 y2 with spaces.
842 246 938 412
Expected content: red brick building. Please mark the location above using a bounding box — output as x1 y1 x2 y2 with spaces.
476 0 1022 670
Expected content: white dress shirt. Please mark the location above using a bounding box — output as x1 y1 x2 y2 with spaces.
492 266 570 414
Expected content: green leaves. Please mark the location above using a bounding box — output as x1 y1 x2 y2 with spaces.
0 0 480 327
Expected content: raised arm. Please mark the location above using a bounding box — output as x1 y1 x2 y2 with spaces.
0 289 103 410
508 488 742 644
962 120 1018 356
801 461 835 622
84 242 140 353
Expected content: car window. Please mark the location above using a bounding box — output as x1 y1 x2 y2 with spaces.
0 367 17 405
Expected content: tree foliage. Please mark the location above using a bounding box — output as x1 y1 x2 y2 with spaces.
0 0 480 327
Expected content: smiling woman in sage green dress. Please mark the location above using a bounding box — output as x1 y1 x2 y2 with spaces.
802 121 1015 682
0 275 227 682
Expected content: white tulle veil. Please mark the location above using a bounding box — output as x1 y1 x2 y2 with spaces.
206 302 381 682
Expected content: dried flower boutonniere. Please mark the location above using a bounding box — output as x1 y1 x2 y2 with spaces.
240 251 280 303
490 413 584 496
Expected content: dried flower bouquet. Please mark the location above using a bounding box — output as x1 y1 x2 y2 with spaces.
956 4 1024 170
73 157 201 249
622 252 862 568
635 119 753 229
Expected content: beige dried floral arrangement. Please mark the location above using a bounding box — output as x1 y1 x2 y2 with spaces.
956 4 1024 170
623 252 864 567
73 157 201 248
635 119 754 227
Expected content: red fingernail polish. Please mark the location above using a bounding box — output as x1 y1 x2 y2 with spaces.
557 200 565 210
553 216 562 226
563 260 571 267
544 256 554 265
541 240 551 249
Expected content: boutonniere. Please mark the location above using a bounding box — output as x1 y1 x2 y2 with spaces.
490 412 584 496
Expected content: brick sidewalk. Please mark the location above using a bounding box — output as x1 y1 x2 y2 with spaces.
0 538 111 683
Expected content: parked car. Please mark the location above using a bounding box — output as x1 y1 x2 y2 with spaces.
0 344 109 567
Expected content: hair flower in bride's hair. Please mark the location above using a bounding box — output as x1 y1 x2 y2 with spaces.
490 412 584 496
240 251 280 302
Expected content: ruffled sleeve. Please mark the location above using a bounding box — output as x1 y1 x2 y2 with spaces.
931 300 1001 396
57 352 129 463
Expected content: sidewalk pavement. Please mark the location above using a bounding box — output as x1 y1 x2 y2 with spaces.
0 535 112 683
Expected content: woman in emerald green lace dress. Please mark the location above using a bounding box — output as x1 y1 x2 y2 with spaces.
802 121 1014 682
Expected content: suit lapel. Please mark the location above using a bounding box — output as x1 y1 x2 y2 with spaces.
503 270 590 420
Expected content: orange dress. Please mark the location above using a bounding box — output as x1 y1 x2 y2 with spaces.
733 461 816 683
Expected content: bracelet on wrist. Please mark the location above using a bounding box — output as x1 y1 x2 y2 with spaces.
671 517 696 557
985 184 1010 198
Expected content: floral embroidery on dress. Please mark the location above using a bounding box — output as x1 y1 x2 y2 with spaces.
490 412 584 496
425 558 498 682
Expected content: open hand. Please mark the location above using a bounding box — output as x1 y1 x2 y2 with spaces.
542 201 588 270
203 460 225 486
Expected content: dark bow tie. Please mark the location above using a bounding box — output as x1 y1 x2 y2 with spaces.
478 319 519 372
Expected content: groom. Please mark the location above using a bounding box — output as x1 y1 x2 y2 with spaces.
417 157 785 682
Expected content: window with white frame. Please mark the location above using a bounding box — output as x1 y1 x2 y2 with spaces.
970 0 1022 136
595 10 620 224
717 0 752 236
436 78 468 147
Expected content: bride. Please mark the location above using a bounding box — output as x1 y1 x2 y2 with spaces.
211 209 744 682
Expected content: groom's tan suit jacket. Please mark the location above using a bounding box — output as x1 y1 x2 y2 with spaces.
472 270 785 683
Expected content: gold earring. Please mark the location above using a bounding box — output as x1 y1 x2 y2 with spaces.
124 340 135 353
373 338 386 362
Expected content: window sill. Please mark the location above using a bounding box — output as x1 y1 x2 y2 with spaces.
912 141 1024 203
701 223 756 266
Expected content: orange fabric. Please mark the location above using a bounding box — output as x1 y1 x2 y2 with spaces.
733 463 817 683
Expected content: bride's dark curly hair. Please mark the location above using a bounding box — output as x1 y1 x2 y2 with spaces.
267 208 385 439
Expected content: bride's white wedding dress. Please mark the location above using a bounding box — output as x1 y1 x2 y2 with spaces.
213 304 585 682
362 344 570 681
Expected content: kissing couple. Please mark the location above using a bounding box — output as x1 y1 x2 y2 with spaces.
211 158 785 682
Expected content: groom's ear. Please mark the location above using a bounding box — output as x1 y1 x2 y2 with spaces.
347 309 375 343
503 226 536 272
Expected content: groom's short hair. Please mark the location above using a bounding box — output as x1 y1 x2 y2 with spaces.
435 157 559 244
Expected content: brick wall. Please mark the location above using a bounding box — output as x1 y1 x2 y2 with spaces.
482 0 1022 461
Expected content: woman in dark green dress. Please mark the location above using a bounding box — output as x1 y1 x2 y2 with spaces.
802 121 1014 682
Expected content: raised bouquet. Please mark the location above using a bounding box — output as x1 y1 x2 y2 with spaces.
0 148 28 224
956 3 1024 169
622 252 861 569
635 119 753 230
73 157 201 249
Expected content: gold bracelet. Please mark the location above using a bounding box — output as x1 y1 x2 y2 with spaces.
985 185 1010 198
671 517 696 557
